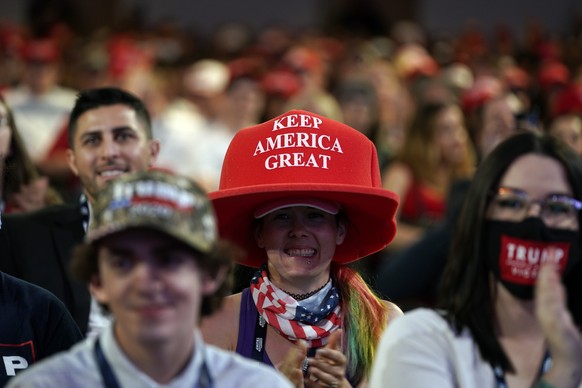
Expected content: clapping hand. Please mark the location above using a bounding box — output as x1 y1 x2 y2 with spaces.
535 262 582 388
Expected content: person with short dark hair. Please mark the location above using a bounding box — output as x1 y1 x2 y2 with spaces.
0 87 160 334
7 170 292 388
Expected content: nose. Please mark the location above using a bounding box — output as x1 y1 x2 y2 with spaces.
288 217 309 237
98 135 120 160
525 201 543 218
133 261 163 293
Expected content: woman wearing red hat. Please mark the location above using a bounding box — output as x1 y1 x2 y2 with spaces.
202 110 403 387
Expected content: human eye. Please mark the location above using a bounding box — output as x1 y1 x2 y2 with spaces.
116 129 137 142
494 196 526 210
107 255 134 271
544 197 574 216
82 134 100 146
157 252 188 269
307 210 326 219
271 210 290 221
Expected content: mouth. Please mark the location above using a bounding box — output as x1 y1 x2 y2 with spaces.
97 168 128 180
134 304 168 317
285 248 316 257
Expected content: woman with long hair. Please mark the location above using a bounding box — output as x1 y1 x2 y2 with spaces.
0 96 62 214
202 109 403 387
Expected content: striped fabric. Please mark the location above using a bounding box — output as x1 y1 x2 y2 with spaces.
250 267 341 348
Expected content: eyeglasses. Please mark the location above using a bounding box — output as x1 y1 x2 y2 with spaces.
489 187 582 226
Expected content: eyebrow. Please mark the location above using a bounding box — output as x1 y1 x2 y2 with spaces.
496 186 575 198
79 126 137 139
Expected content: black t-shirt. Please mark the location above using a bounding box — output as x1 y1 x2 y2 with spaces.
0 272 83 386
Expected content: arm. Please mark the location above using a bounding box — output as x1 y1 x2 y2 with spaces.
368 313 456 388
200 293 241 351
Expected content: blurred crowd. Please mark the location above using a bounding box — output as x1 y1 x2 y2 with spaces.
1 11 582 278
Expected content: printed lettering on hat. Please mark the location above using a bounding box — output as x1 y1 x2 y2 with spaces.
499 235 569 285
253 113 343 170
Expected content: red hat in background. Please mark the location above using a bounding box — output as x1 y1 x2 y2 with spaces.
261 69 301 99
107 35 153 80
502 65 530 90
393 44 439 80
461 74 504 113
538 61 570 92
209 109 399 267
21 38 59 63
552 83 582 117
283 46 324 73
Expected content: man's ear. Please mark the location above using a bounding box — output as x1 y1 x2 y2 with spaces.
201 265 229 296
66 148 79 177
90 275 109 305
148 139 161 166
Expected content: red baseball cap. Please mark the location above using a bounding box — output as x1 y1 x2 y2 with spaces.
209 109 399 267
21 38 59 63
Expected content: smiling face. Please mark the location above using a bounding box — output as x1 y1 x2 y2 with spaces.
92 229 218 351
66 104 160 204
255 206 346 292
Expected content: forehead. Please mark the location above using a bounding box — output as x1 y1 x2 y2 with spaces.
498 154 572 196
98 228 194 256
74 104 145 138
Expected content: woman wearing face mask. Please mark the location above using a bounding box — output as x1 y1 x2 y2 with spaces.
370 131 582 388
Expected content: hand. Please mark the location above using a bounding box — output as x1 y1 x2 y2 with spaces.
535 262 582 387
277 339 308 388
305 330 349 388
11 177 49 212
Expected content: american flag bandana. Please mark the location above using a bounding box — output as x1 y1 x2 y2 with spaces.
249 266 342 348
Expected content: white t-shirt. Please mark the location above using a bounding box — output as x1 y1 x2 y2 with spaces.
7 323 292 388
370 308 497 388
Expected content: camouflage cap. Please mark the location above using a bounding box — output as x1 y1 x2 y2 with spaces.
87 170 217 254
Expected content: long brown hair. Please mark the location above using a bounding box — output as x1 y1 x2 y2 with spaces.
0 96 62 207
398 101 475 187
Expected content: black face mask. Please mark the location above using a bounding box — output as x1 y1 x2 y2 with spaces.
483 217 581 300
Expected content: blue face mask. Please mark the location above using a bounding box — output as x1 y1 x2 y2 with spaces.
483 217 581 300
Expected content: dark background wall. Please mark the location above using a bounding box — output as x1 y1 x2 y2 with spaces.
0 0 580 40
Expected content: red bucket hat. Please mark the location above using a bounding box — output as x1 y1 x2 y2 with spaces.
209 109 399 267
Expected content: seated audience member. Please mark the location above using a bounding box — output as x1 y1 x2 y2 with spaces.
370 132 582 387
0 96 62 215
7 170 292 388
382 100 475 253
547 113 582 157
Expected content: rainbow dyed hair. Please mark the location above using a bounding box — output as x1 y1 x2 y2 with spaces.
332 264 388 384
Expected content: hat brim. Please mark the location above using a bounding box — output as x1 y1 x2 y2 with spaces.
210 183 398 267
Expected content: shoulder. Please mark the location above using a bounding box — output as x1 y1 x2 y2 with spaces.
0 272 58 302
205 345 292 388
376 308 461 357
201 292 243 350
2 204 79 228
385 308 451 336
6 340 99 388
382 162 413 192
383 300 404 325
